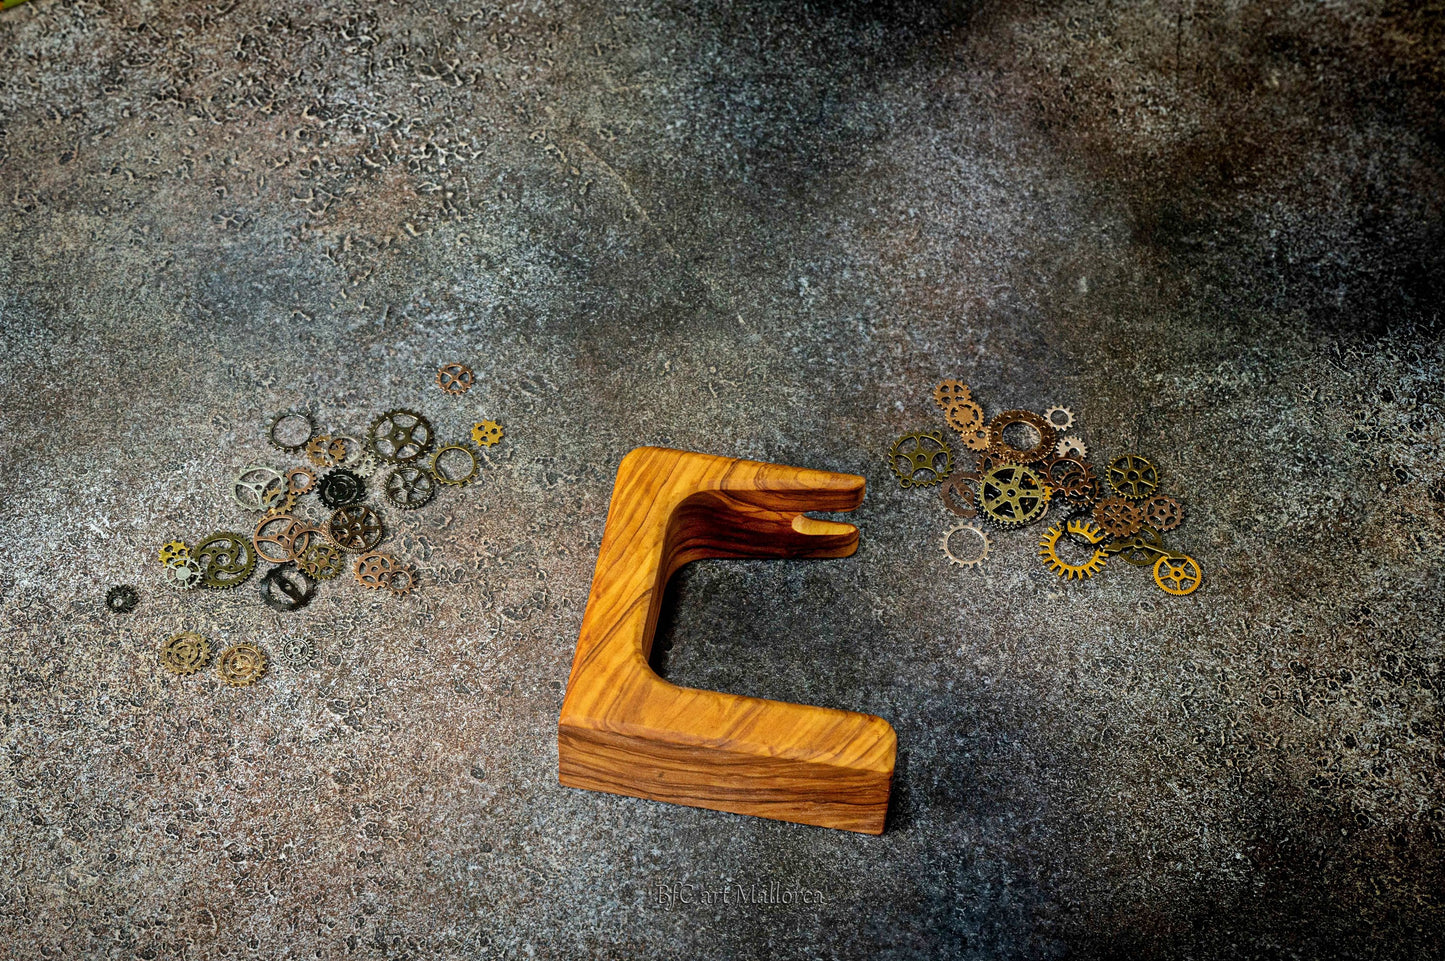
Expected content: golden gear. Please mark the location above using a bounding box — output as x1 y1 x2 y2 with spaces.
217 643 267 687
430 443 480 486
1038 520 1108 580
959 423 997 452
286 466 317 497
158 540 189 566
1153 554 1203 595
306 435 348 468
1055 436 1088 459
1143 495 1183 531
977 464 1050 527
933 380 972 411
295 540 345 580
1107 454 1159 500
437 363 475 395
159 632 212 675
471 420 504 448
888 431 953 489
1044 406 1075 430
986 410 1058 464
1093 497 1142 538
355 552 402 590
939 472 981 518
944 400 985 436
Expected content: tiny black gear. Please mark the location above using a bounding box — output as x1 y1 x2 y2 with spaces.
105 585 139 614
317 468 366 508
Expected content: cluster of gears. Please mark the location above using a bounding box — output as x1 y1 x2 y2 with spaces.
156 633 322 684
890 380 1203 597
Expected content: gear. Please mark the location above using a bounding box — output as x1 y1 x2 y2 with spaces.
471 420 504 448
278 637 318 666
1105 526 1168 566
355 552 402 590
430 443 479 486
939 472 981 518
384 465 436 510
1093 497 1143 538
334 436 378 477
368 409 435 464
944 400 985 436
959 423 997 452
306 435 349 468
888 431 953 489
217 642 267 687
1042 455 1099 504
1153 554 1203 595
1055 436 1088 459
437 363 475 395
160 632 212 675
977 464 1050 527
941 523 991 567
317 468 365 508
295 539 345 580
268 409 314 453
105 585 138 614
933 380 972 411
1038 520 1108 580
286 466 317 497
350 450 380 478
259 563 316 612
1143 495 1183 531
157 540 189 566
1107 454 1159 500
233 465 286 513
987 410 1057 465
164 556 204 590
261 484 295 516
194 532 258 589
253 514 305 564
327 505 384 552
1044 406 1075 430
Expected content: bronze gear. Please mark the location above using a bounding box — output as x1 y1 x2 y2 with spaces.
286 466 317 497
944 400 985 436
888 431 953 489
933 380 972 411
306 435 349 468
986 410 1057 465
384 465 436 510
1042 455 1099 504
217 643 267 687
1107 454 1159 500
328 505 384 552
959 423 997 452
437 363 474 395
1154 554 1203 595
1143 495 1183 531
160 632 212 675
368 409 434 463
354 552 402 591
253 514 305 564
977 464 1050 528
1093 497 1142 538
939 472 980 518
1055 436 1088 459
1044 406 1075 430
1038 520 1109 580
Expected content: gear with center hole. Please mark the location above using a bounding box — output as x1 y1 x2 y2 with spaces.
164 556 204 590
1038 520 1108 580
160 632 212 675
939 472 981 518
1143 495 1183 531
328 505 384 552
233 465 286 513
106 585 139 613
888 431 953 488
386 565 417 596
158 540 189 566
306 435 349 468
945 400 985 436
942 523 991 567
295 539 345 580
1042 455 1099 504
253 514 306 564
286 466 317 497
194 532 258 589
1093 497 1143 538
1055 436 1088 459
933 380 972 410
1154 554 1203 595
384 465 436 509
977 464 1050 527
279 637 318 666
217 642 267 687
355 552 402 591
1108 454 1159 500
987 410 1058 464
368 409 434 463
268 409 314 453
317 468 365 508
430 443 479 486
1105 526 1168 566
1044 406 1075 430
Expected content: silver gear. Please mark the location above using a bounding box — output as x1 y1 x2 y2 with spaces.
1044 406 1075 430
942 523 991 567
1055 435 1088 459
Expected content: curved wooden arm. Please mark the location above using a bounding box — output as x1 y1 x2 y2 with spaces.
558 447 896 834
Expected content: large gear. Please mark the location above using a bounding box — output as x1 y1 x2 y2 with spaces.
384 465 436 510
888 431 953 489
194 532 258 589
1153 554 1203 595
1093 497 1143 538
1107 454 1159 500
429 443 479 486
1143 495 1183 531
327 505 384 552
253 514 306 564
105 585 139 614
268 409 314 453
1038 520 1109 580
987 410 1058 465
1044 406 1075 430
217 642 268 687
159 632 212 675
933 380 972 411
317 468 365 508
941 523 991 567
977 464 1050 528
471 420 504 448
939 472 981 518
368 409 435 463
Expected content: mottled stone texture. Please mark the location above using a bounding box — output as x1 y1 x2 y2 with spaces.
1 0 1442 957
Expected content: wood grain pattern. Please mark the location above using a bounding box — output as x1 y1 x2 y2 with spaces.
558 447 896 834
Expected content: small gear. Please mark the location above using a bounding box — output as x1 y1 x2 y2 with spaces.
278 637 318 666
194 532 258 590
1107 454 1159 501
368 409 435 464
105 585 139 614
233 465 286 513
384 465 436 510
217 642 268 687
944 400 985 436
295 539 346 580
987 410 1057 465
959 423 998 452
429 443 479 487
471 420 504 448
933 380 972 411
888 431 953 489
334 436 378 478
1153 554 1203 596
355 552 402 591
286 466 317 497
328 505 384 552
306 435 349 468
159 632 212 675
164 556 204 590
1143 495 1183 531
941 523 991 567
261 484 295 516
1093 497 1143 538
386 565 417 596
1055 435 1088 459
259 563 316 612
1044 406 1075 430
317 468 366 508
1038 520 1108 580
268 409 315 453
977 464 1050 528
437 363 475 395
939 472 981 518
1042 455 1099 504
158 540 189 566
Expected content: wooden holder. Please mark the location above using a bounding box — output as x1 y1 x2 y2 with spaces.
558 447 896 834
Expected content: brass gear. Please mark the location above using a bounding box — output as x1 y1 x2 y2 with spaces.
430 443 479 486
217 642 267 687
306 435 349 468
1154 554 1203 595
1143 495 1183 531
933 380 972 411
959 423 997 452
159 632 212 675
987 410 1057 465
1105 526 1168 566
194 532 257 590
327 505 384 552
253 514 305 564
384 465 436 509
471 420 504 448
1107 454 1159 500
944 400 984 436
286 466 317 497
1038 520 1108 580
158 540 189 566
295 539 345 580
977 464 1050 528
888 431 953 489
368 409 435 464
437 362 474 395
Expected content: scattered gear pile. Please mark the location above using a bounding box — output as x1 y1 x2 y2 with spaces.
890 380 1202 596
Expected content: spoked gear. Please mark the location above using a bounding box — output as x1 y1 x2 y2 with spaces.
164 556 204 590
888 431 953 489
159 632 212 675
941 523 991 567
1107 454 1159 500
233 465 286 513
217 642 268 687
1038 520 1108 581
1153 554 1203 595
268 409 314 453
1093 497 1143 538
1143 495 1183 531
355 552 403 591
105 585 139 614
368 409 434 464
933 380 972 411
306 435 349 468
278 637 318 666
253 514 306 564
327 505 384 552
987 410 1057 465
384 465 436 510
977 464 1050 528
939 472 981 518
295 539 346 580
437 363 475 395
471 420 504 448
194 532 258 589
1044 406 1075 430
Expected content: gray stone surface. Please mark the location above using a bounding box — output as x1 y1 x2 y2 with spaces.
1 0 1443 957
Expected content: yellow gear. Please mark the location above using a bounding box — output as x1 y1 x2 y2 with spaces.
471 420 504 448
1037 519 1108 580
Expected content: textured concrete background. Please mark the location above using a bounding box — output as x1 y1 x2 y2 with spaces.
2 0 1443 957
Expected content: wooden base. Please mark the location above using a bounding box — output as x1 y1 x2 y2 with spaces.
558 447 896 834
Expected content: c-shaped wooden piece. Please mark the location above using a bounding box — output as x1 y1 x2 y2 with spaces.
558 447 896 834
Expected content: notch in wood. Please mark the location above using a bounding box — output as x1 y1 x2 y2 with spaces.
558 446 896 834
